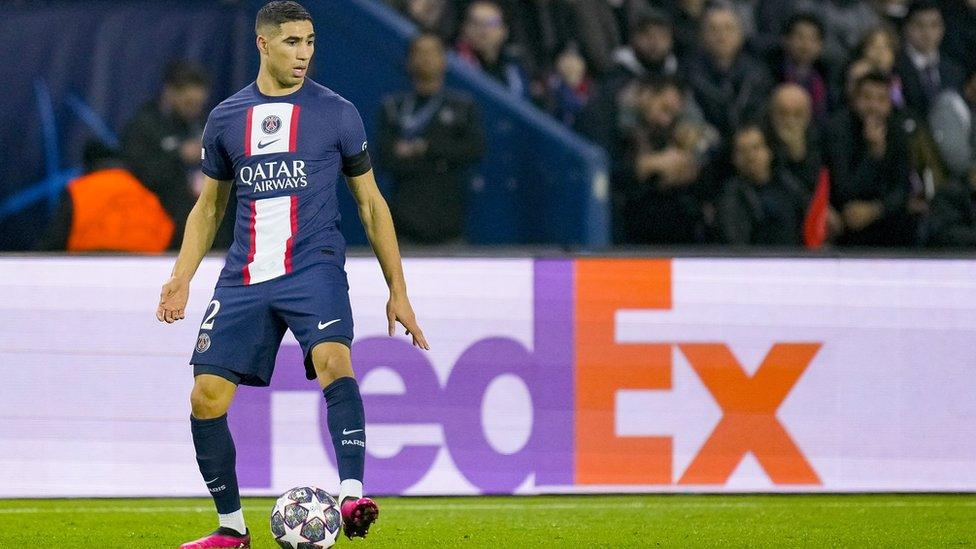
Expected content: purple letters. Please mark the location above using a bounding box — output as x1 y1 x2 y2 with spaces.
229 260 575 494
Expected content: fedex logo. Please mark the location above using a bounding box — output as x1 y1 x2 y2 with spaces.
230 259 820 494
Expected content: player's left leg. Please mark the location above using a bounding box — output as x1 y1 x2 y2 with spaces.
310 343 379 538
273 263 378 537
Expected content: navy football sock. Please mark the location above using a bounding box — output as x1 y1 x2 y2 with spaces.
323 377 366 484
190 414 242 515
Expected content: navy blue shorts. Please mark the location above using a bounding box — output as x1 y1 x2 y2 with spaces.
189 263 354 386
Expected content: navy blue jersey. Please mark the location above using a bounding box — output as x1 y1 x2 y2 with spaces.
201 79 370 287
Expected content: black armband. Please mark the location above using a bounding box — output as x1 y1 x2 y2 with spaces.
342 149 372 177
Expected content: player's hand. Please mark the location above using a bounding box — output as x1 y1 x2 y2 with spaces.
386 293 429 350
157 276 190 324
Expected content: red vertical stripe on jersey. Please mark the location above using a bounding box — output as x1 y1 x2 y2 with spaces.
244 106 254 157
289 105 301 152
284 195 298 273
242 200 257 285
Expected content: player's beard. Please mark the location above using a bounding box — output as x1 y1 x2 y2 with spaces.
276 65 303 88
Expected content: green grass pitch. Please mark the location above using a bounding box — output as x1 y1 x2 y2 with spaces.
0 494 972 547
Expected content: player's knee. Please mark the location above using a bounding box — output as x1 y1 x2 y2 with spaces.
311 343 353 387
190 377 233 419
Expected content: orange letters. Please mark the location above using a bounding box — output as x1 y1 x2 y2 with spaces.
573 259 821 486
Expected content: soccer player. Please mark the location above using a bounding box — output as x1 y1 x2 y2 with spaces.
156 2 429 548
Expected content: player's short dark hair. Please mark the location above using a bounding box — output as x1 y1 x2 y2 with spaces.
162 60 210 90
783 12 824 39
854 71 891 93
256 1 312 35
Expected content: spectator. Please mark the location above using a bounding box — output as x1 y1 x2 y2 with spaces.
378 34 485 244
929 68 976 179
927 68 976 247
614 76 718 244
121 60 209 249
895 0 964 116
768 84 846 243
845 26 904 106
769 13 832 125
827 72 915 246
685 4 774 138
545 47 593 127
717 125 809 245
766 84 823 192
567 0 656 77
754 0 878 64
610 10 680 84
395 0 458 42
37 141 174 253
575 10 681 150
456 1 530 97
854 26 899 75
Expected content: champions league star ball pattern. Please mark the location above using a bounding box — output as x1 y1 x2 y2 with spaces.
270 487 342 548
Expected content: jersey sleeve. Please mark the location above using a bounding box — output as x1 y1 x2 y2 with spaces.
200 110 234 181
338 100 372 177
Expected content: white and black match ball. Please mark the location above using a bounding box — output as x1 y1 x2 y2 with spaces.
270 486 342 548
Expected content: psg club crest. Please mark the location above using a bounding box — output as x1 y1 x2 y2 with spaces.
262 115 282 135
196 333 211 353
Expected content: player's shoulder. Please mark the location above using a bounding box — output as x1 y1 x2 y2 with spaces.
303 79 358 113
219 84 259 108
205 84 257 124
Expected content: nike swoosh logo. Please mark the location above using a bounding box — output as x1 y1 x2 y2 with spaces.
257 138 280 149
342 428 363 435
318 319 341 330
205 477 219 484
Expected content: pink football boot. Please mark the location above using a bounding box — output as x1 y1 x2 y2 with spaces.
340 497 379 539
179 527 250 549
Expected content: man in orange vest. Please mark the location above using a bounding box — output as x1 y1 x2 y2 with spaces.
37 140 174 252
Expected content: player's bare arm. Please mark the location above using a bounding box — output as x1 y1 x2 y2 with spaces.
346 168 429 350
156 176 233 324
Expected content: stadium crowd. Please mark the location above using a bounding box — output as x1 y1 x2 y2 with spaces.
42 0 976 251
389 0 976 248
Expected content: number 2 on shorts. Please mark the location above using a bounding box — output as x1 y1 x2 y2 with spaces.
201 300 221 330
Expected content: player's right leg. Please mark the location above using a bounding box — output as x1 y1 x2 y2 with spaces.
181 283 284 549
181 373 251 549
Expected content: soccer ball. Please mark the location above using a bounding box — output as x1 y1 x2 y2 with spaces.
270 486 342 548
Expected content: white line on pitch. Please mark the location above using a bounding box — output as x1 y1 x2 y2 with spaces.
0 500 972 514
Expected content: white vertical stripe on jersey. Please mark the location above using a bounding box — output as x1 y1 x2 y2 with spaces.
248 103 297 157
245 196 294 284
